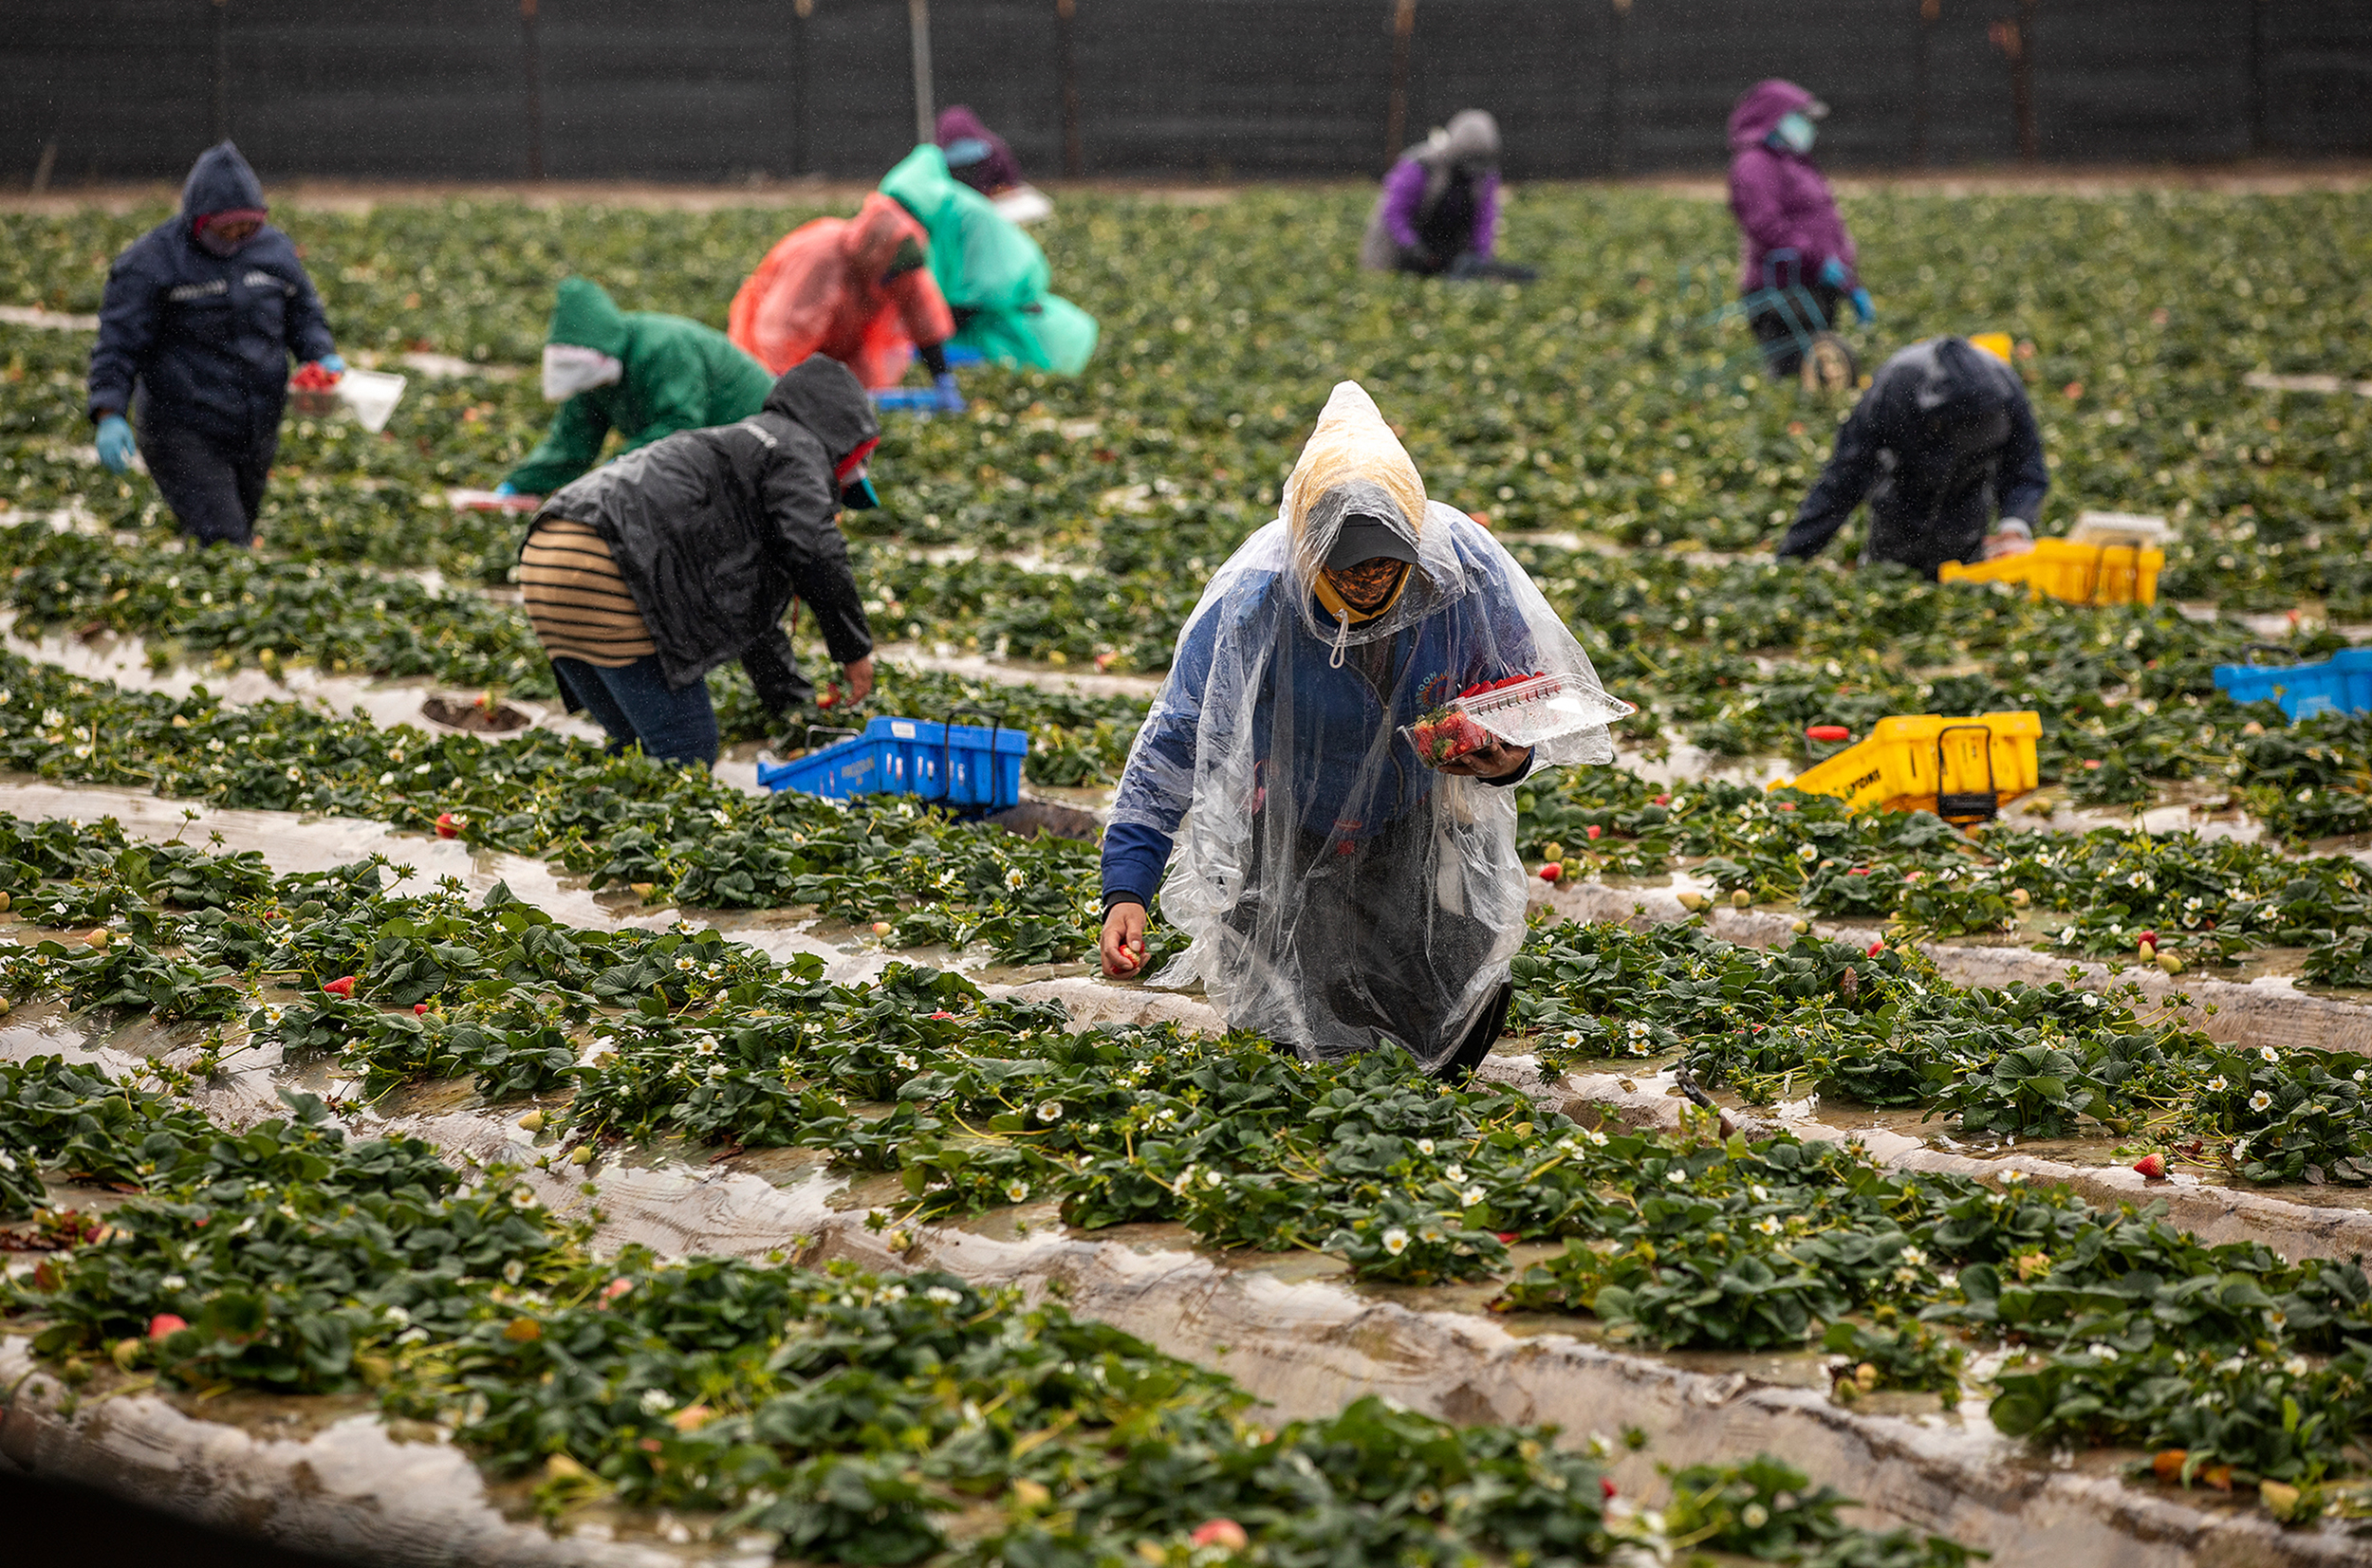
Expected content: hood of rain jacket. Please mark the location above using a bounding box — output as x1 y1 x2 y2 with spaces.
936 104 1024 194
86 141 336 439
1728 79 1819 152
502 279 778 495
180 140 268 219
727 195 954 384
532 355 879 697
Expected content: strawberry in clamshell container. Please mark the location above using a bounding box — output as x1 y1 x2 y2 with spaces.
1403 672 1636 767
287 360 343 417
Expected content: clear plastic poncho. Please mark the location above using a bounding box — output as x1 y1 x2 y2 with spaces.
1110 382 1619 1072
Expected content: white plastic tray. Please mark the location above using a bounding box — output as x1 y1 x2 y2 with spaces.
337 368 407 434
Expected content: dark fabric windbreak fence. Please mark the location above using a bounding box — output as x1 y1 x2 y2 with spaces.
6 0 2368 186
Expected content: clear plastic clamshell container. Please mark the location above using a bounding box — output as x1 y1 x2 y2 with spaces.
1401 673 1635 766
1456 673 1636 745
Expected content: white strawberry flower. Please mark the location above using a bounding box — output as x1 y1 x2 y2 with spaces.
1381 1227 1411 1256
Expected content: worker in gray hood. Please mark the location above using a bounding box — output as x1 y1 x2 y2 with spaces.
86 141 341 546
1360 110 1534 282
1778 336 2048 579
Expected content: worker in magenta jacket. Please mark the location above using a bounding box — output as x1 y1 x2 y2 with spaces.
1727 80 1872 377
1359 110 1533 282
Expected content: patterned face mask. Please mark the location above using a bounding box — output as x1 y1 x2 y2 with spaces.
1325 557 1408 611
541 344 623 403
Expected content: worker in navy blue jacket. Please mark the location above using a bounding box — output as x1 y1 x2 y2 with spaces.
85 142 342 546
1777 335 2048 580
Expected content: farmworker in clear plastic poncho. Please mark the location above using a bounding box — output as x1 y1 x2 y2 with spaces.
878 145 1098 375
1100 382 1619 1079
515 356 880 767
86 141 343 547
494 277 775 501
1727 80 1871 378
728 194 963 411
1778 335 2048 580
1360 110 1535 283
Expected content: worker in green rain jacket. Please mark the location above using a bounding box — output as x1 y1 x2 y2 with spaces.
878 146 1098 377
496 276 776 499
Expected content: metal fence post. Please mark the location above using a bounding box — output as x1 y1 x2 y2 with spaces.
521 0 547 179
2249 0 2269 155
1913 0 1937 167
910 0 936 147
212 0 230 143
1604 0 1629 176
2013 0 2037 160
1058 0 1082 176
1386 0 1416 160
793 0 814 177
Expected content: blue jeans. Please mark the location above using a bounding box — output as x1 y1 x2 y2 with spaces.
552 655 718 766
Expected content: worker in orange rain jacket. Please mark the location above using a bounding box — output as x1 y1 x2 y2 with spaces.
728 194 963 412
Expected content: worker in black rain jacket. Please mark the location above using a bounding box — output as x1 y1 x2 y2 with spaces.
86 141 342 547
1777 335 2048 580
516 355 880 768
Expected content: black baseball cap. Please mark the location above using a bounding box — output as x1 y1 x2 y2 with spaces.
1324 514 1422 570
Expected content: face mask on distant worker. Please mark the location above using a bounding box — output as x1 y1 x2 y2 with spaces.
1771 111 1817 156
541 344 624 403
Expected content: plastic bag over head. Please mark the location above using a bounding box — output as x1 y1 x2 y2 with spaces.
1108 380 1622 1074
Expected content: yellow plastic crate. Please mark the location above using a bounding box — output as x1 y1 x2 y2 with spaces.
1937 537 2163 606
1768 710 2042 820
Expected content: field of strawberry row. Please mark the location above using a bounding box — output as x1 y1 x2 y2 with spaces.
5 1055 1984 1568
0 814 2365 1534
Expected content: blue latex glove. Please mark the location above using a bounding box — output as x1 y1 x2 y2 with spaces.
1818 256 1850 290
316 353 347 375
491 480 518 497
94 414 135 473
1850 287 1875 325
933 372 966 415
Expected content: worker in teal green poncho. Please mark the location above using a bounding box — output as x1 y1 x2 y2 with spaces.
496 276 777 498
878 146 1098 376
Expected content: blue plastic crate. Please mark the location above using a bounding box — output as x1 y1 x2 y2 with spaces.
756 714 1028 811
2213 649 2372 721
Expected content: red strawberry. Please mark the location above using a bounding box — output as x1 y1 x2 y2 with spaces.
1652 793 1671 806
2137 931 2158 946
1192 1521 1250 1550
1584 824 1602 839
1866 940 1885 957
323 975 356 997
413 1002 431 1014
435 811 463 839
1540 862 1563 882
1601 1478 1618 1500
149 1313 188 1339
2133 1153 2167 1180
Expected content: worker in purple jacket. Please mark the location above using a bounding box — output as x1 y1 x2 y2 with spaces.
1727 80 1872 377
1359 110 1534 282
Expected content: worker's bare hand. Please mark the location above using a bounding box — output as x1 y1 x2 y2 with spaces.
1100 901 1149 978
1432 739 1533 779
841 655 875 704
1983 529 2036 561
